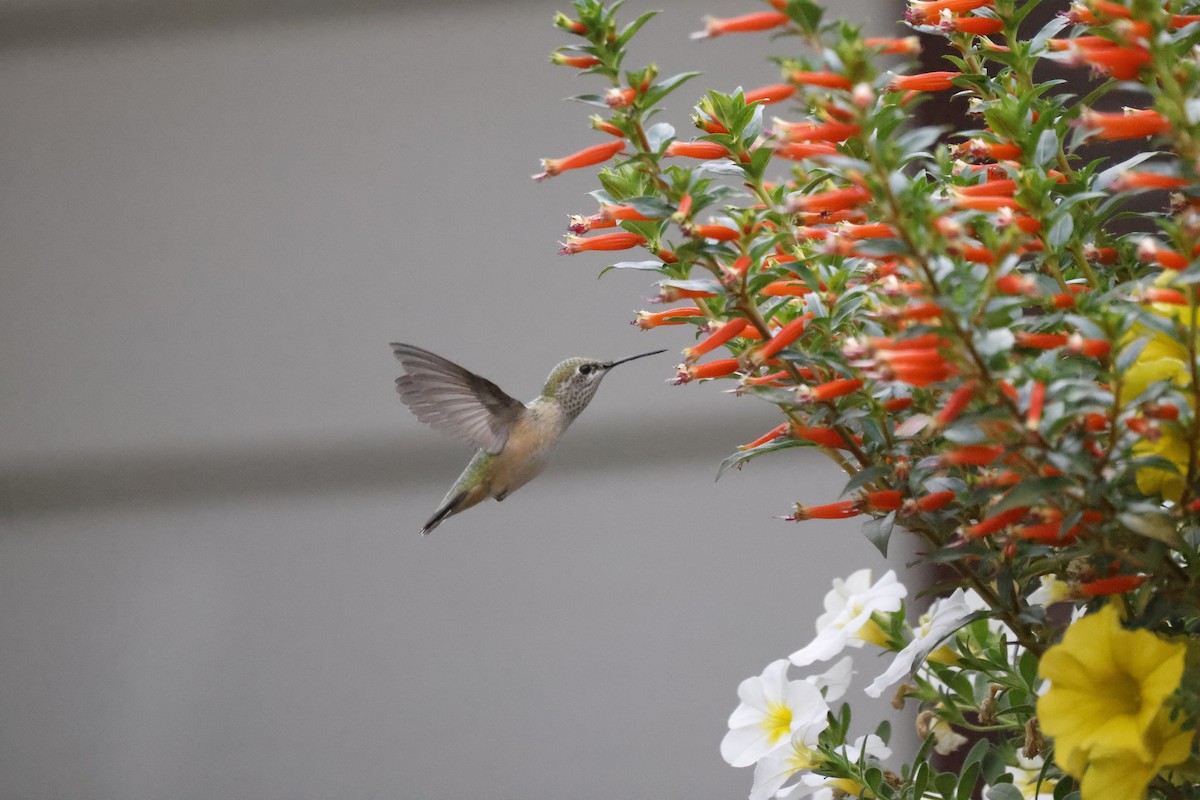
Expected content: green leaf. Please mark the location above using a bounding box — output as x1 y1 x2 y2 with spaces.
985 783 1026 800
1046 211 1074 248
862 512 896 557
644 123 675 153
616 9 657 47
598 260 665 277
716 437 804 479
1034 128 1059 166
990 477 1073 515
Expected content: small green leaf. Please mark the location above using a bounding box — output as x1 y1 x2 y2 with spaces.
862 512 896 557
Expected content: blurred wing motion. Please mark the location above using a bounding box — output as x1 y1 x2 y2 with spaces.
391 343 525 454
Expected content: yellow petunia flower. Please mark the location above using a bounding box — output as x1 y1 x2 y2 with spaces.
1038 605 1193 800
1119 272 1198 502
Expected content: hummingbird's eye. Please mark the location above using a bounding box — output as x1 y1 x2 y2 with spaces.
578 364 593 376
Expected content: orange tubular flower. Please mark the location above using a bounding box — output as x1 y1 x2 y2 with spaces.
606 87 638 108
899 302 943 321
792 424 854 449
1174 14 1200 27
1066 42 1150 81
665 140 730 160
1027 380 1046 429
955 139 1022 161
937 380 978 426
1015 331 1069 349
758 314 815 359
788 71 853 90
1137 237 1189 270
683 318 749 363
943 15 1005 34
889 71 961 92
1079 574 1146 597
534 139 626 181
942 444 1004 466
673 358 740 384
691 11 790 39
955 178 1017 196
774 142 839 161
559 231 646 255
1111 172 1191 191
1078 108 1170 141
738 422 790 451
743 370 792 386
551 53 602 69
652 285 717 303
797 378 864 402
1067 335 1111 358
865 490 903 511
996 273 1035 295
840 223 896 239
776 121 861 142
865 36 922 55
962 506 1030 540
953 195 1023 211
1013 521 1081 545
723 255 753 279
633 306 704 330
787 185 871 213
591 118 626 138
744 84 797 105
789 500 862 521
884 396 915 412
1143 287 1189 305
907 0 994 24
912 491 956 512
762 281 814 298
690 224 741 241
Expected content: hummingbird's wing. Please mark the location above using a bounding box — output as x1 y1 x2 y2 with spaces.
391 343 525 455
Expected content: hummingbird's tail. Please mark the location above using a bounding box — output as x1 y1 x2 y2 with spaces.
421 490 469 535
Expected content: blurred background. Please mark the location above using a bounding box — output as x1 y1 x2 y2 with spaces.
0 0 914 797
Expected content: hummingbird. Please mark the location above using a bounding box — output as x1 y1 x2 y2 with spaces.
391 343 666 534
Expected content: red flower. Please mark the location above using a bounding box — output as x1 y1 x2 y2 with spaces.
788 500 862 521
689 224 741 241
683 318 749 363
758 314 815 359
864 36 922 55
534 140 626 181
691 11 790 40
889 71 961 92
943 15 1004 34
1079 574 1146 597
788 71 853 90
673 358 740 384
907 0 995 25
744 84 797 105
787 185 871 213
796 378 864 402
775 120 861 142
941 444 1004 466
550 53 601 69
774 142 839 161
559 231 646 255
665 140 730 159
962 506 1030 540
1110 172 1190 191
792 425 855 449
606 87 638 108
633 307 704 330
1077 108 1169 141
738 422 790 451
936 380 978 426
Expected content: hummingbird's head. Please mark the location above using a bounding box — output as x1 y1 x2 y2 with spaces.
542 349 667 418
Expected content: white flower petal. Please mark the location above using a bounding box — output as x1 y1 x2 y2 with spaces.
864 589 973 698
804 655 854 702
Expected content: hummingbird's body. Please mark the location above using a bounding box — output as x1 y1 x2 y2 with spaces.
391 343 664 534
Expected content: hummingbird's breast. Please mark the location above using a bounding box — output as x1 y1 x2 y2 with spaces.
489 401 569 497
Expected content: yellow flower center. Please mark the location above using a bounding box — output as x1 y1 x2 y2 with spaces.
760 701 793 745
856 617 891 648
1109 672 1142 717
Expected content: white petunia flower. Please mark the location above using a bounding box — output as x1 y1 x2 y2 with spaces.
790 569 907 667
931 718 968 755
864 589 974 698
1002 754 1057 799
1027 575 1072 607
751 733 891 800
803 655 854 702
721 659 831 768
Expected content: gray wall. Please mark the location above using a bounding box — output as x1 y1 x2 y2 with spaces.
0 1 911 797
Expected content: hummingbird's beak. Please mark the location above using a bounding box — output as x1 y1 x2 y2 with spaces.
602 349 668 369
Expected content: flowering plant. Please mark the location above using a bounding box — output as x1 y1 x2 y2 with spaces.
536 0 1200 798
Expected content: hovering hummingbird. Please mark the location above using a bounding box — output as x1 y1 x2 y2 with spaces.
391 343 666 534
